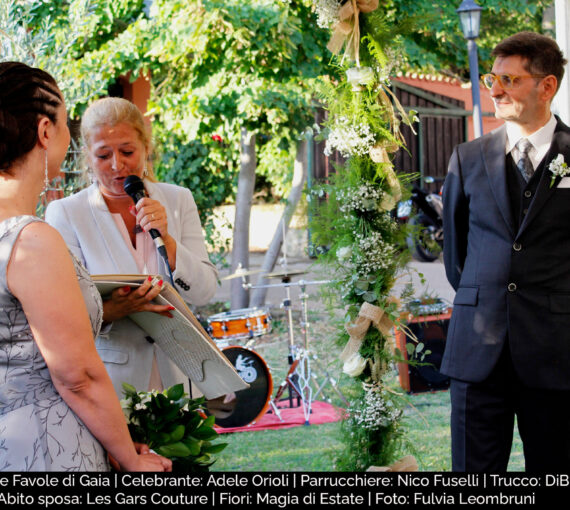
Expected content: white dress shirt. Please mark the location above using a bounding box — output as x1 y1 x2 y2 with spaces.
506 114 557 170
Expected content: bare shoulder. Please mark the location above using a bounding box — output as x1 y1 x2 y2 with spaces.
8 221 74 296
13 220 68 256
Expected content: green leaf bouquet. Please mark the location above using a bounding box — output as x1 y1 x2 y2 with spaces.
121 383 227 472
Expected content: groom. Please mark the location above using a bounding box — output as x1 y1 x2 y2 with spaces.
442 32 570 472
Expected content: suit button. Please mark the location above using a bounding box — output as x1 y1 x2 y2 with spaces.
522 208 528 215
508 283 517 292
524 190 532 198
513 242 522 251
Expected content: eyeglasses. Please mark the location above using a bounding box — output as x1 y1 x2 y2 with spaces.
481 73 547 90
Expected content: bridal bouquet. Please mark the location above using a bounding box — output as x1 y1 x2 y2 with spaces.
121 383 226 472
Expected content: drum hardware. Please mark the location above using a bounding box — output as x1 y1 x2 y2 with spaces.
245 276 346 424
221 267 263 280
264 269 307 279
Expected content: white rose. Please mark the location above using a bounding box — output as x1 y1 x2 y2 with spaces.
343 352 368 377
336 246 352 261
555 153 565 165
345 66 375 86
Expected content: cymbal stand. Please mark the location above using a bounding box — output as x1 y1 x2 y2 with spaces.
244 277 347 424
297 281 349 410
244 276 302 421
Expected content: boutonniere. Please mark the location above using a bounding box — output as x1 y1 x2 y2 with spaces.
549 153 570 187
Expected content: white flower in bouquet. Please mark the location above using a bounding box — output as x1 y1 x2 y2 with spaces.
313 0 341 28
352 383 402 430
354 231 397 275
336 245 352 262
337 182 382 213
324 117 376 158
346 66 375 89
343 352 368 377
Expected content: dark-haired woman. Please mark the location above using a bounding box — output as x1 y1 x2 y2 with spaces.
0 62 171 472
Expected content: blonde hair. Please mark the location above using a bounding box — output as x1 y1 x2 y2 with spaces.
81 97 156 181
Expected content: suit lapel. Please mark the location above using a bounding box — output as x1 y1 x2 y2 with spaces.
517 122 570 237
87 184 140 274
481 125 516 238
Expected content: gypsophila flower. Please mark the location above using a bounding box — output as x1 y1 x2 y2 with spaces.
312 0 341 28
324 116 376 158
377 48 401 84
349 383 402 430
353 231 397 275
337 183 383 213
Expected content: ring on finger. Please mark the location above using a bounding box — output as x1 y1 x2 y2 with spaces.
151 213 155 220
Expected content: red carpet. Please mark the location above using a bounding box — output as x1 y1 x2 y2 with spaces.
215 401 345 433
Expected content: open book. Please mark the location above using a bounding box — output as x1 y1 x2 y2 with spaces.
91 274 248 400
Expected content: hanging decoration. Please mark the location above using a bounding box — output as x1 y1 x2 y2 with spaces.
309 0 419 471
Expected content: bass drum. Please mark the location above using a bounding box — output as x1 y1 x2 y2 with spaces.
206 346 273 428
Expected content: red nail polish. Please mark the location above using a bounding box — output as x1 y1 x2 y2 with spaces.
122 286 131 292
167 306 175 310
158 280 163 286
148 276 153 282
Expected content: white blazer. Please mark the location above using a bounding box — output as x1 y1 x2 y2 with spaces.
45 182 218 397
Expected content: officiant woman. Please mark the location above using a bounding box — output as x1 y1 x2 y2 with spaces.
0 62 170 471
46 97 217 398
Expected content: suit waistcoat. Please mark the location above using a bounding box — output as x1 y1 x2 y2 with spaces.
506 153 546 231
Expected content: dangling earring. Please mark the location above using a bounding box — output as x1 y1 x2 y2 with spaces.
143 160 148 178
43 149 50 193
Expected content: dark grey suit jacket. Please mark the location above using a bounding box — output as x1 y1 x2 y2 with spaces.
442 118 570 389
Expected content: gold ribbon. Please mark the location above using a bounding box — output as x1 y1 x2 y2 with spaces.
340 300 398 363
327 0 379 65
366 455 418 472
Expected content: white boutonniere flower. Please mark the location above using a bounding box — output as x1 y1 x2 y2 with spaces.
549 153 569 187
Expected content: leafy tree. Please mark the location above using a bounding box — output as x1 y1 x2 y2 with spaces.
2 0 333 260
376 0 551 79
2 0 550 256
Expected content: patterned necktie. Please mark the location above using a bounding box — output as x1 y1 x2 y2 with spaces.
516 138 534 182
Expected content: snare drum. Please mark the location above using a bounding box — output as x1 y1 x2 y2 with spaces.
206 346 273 428
207 307 272 341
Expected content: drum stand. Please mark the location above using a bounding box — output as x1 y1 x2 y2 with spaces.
245 277 348 425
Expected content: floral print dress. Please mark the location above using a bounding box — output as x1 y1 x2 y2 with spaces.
0 216 108 471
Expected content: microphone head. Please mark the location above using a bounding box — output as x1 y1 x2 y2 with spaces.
123 175 145 199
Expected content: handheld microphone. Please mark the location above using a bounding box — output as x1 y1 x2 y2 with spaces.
123 175 167 258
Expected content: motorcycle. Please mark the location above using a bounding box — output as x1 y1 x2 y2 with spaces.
397 176 444 262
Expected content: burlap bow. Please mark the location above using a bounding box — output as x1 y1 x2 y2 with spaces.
327 0 379 65
340 300 397 364
366 455 418 472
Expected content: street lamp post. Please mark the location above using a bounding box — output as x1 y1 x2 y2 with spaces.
457 0 484 139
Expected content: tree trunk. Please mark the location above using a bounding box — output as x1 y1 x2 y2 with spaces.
231 128 256 310
250 138 308 308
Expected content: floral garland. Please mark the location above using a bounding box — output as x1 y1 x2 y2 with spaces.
309 0 418 470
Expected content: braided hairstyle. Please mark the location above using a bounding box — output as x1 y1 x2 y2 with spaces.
0 62 63 172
